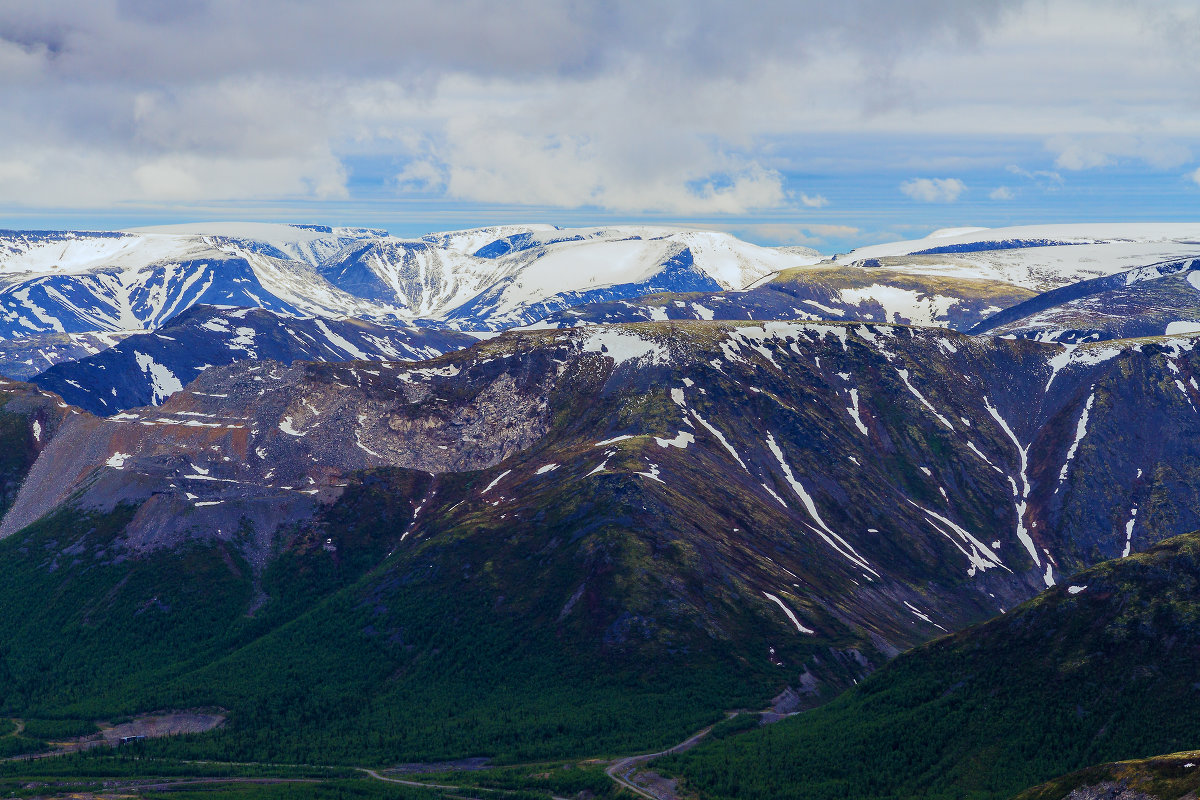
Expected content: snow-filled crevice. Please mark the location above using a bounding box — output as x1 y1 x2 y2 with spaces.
765 432 878 578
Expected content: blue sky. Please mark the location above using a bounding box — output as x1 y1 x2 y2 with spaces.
2 1 1199 254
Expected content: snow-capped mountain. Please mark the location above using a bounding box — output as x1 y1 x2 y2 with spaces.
836 223 1200 292
0 224 821 338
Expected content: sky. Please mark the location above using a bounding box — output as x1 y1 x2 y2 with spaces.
2 0 1200 254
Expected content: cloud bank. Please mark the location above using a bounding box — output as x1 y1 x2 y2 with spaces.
1 0 1199 221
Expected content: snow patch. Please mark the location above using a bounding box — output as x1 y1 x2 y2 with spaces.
481 469 512 495
133 351 183 404
846 388 868 435
580 329 668 366
762 591 815 634
1166 321 1200 336
278 416 305 437
655 431 695 449
595 434 634 446
636 462 665 483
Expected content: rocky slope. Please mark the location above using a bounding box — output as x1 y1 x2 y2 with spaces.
1 320 1199 740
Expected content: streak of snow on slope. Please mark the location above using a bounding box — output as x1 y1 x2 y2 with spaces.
480 470 511 495
1123 507 1138 557
314 319 370 359
895 368 955 430
903 601 947 631
908 500 1009 577
765 432 877 577
690 409 749 471
762 591 814 634
846 388 868 435
984 395 1045 581
1058 389 1095 486
595 435 634 446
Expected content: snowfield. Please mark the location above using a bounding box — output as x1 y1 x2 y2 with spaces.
837 223 1200 292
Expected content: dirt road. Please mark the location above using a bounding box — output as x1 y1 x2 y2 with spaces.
604 722 719 800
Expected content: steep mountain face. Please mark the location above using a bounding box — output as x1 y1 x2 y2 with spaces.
3 320 1200 739
29 305 476 415
972 257 1200 343
661 530 1200 800
529 264 1035 331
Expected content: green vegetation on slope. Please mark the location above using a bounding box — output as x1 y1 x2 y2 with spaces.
0 459 800 766
660 532 1200 800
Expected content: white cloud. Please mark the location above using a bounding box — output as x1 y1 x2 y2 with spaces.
798 193 829 208
1006 165 1064 188
728 223 860 246
1047 134 1193 171
900 177 966 203
1191 167 1200 187
989 186 1014 200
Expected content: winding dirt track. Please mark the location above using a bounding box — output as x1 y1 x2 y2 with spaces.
603 723 718 800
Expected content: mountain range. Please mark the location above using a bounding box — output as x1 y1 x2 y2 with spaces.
0 220 1199 799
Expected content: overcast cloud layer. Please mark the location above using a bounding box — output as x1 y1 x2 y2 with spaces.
1 0 1199 246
